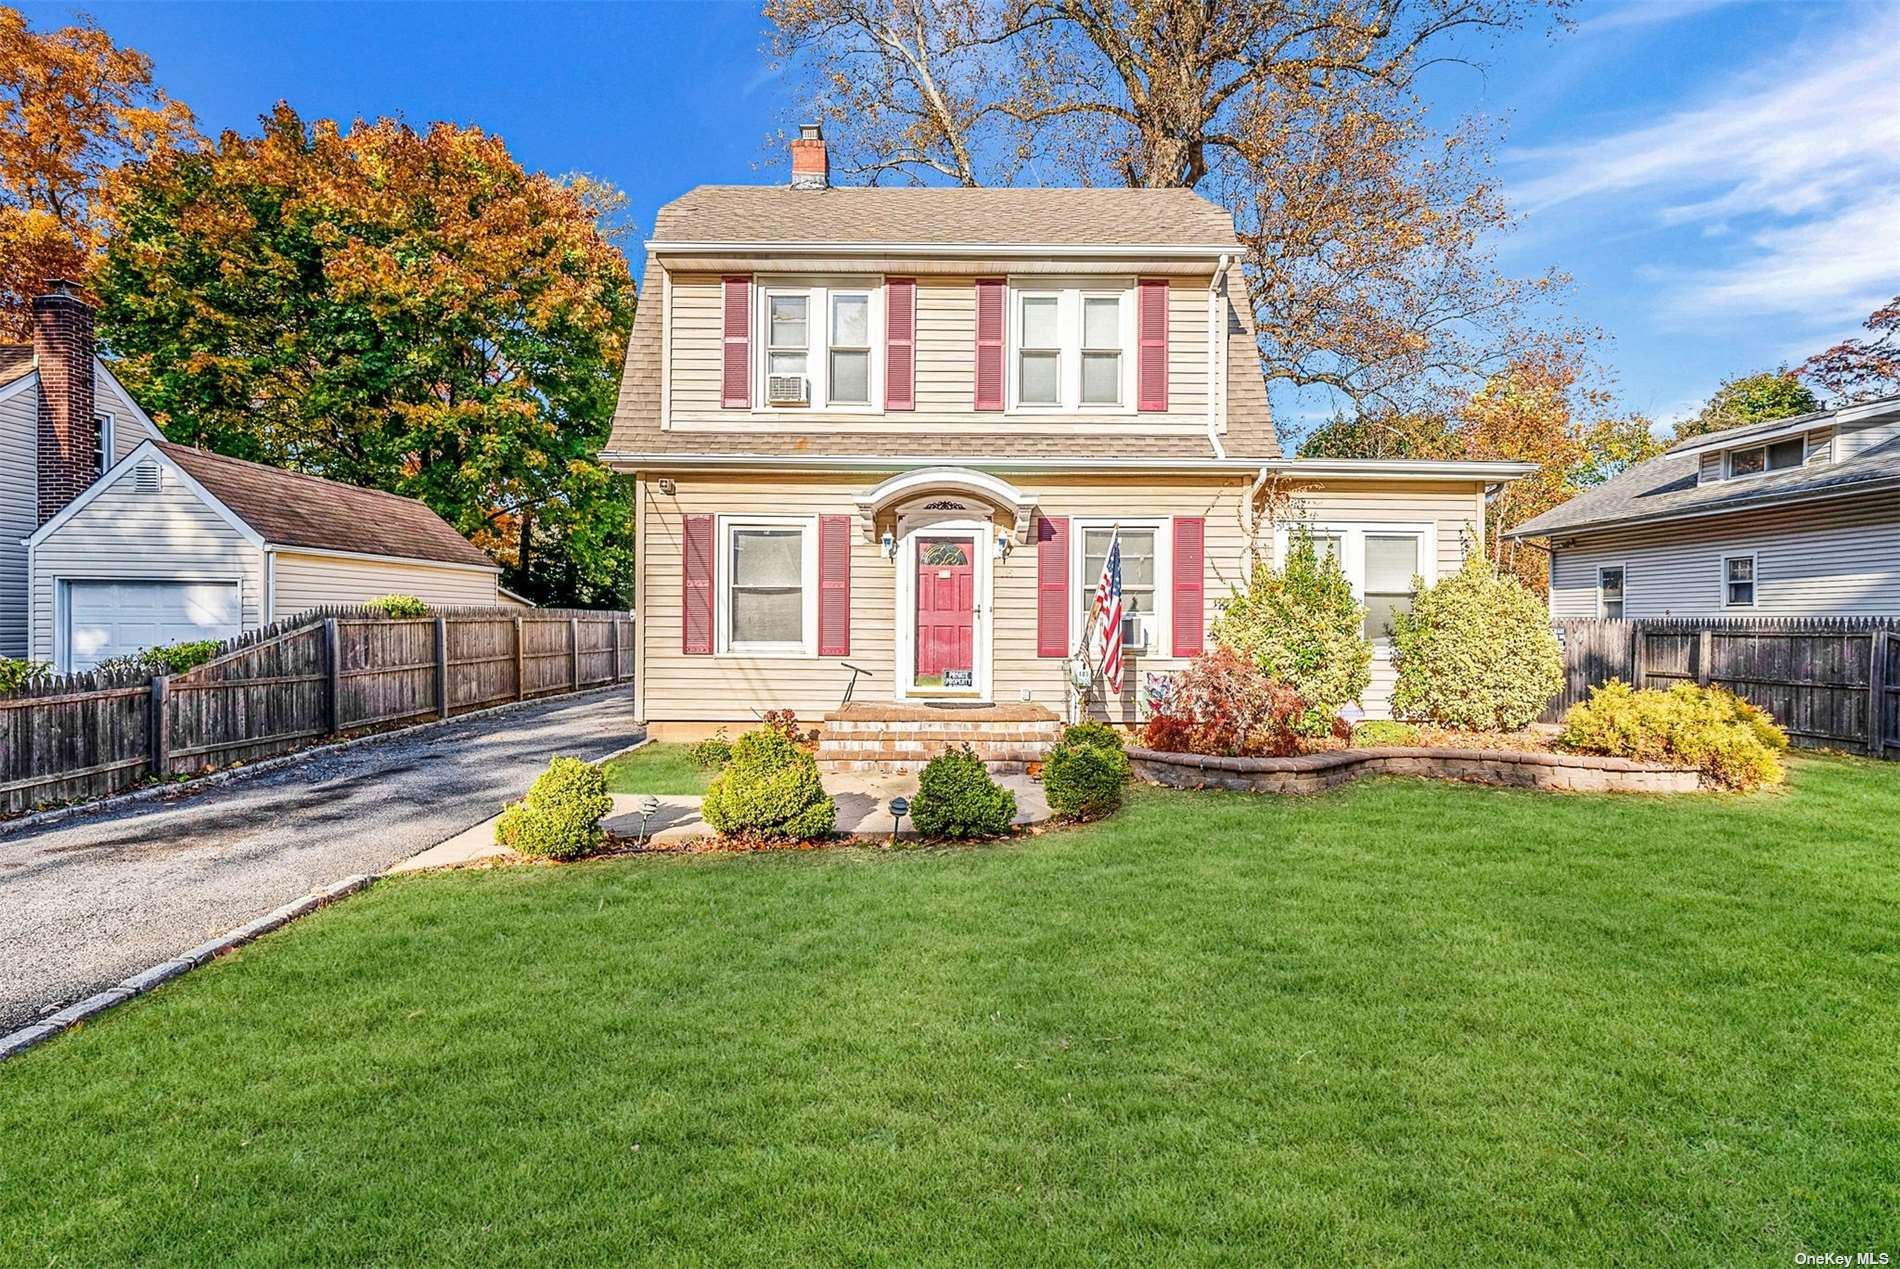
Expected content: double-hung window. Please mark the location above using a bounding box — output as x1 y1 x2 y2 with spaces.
1078 525 1161 653
1723 554 1756 608
829 292 871 405
722 517 816 654
766 293 809 382
1598 565 1626 618
1080 295 1122 406
756 282 880 409
95 414 114 475
1019 293 1062 407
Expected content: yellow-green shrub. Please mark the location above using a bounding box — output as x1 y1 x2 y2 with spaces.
701 728 836 842
366 594 430 618
1389 556 1563 731
1351 720 1419 747
495 756 615 859
1559 681 1788 791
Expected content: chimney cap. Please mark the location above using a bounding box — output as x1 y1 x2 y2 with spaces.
798 122 824 141
37 278 84 300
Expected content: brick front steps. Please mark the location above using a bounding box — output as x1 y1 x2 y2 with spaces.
818 702 1063 774
1126 745 1704 795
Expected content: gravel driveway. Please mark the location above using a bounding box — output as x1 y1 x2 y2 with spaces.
0 688 640 1031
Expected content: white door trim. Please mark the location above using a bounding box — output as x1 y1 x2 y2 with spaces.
892 518 993 703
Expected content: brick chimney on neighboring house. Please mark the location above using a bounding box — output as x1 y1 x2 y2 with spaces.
790 122 829 191
33 279 98 525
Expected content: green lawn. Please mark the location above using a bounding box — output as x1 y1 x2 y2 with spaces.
599 741 711 795
5 757 1897 1265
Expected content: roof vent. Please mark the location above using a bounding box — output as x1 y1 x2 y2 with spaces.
132 462 161 493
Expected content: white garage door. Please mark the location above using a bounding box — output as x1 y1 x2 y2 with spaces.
65 581 241 671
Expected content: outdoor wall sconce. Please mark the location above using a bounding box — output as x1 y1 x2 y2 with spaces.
880 530 897 559
887 796 909 847
657 478 676 496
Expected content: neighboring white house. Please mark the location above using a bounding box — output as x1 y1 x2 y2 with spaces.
4 280 515 673
1508 396 1900 619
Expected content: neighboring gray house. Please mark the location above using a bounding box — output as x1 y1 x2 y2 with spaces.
1508 396 1900 619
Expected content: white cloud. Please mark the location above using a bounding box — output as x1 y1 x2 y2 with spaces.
1508 11 1900 326
1578 0 1753 35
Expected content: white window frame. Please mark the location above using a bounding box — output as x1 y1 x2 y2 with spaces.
1071 517 1170 657
717 514 819 656
753 279 883 414
1724 437 1804 480
1722 552 1758 610
1007 279 1136 414
1274 522 1437 646
827 289 874 407
95 413 114 476
1597 564 1626 619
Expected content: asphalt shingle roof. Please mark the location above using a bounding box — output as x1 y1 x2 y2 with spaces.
651 185 1242 249
156 442 497 570
1508 398 1900 538
0 344 34 388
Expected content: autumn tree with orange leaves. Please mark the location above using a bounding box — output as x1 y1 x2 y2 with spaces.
765 0 1572 413
0 6 195 338
94 105 638 606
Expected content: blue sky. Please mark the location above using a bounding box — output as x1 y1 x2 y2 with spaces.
20 0 1900 439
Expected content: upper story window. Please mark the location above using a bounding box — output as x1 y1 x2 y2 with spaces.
1010 283 1133 413
95 414 114 476
757 282 881 411
1726 436 1804 478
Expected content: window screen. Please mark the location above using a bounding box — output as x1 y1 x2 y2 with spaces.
1363 534 1420 640
730 528 804 645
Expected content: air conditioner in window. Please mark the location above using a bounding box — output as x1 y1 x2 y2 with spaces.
1122 615 1147 653
766 374 809 406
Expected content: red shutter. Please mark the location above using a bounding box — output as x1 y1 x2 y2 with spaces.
818 514 851 656
974 278 1005 411
1171 516 1204 656
1138 278 1169 412
1036 515 1069 658
885 278 915 411
721 276 750 409
683 513 714 655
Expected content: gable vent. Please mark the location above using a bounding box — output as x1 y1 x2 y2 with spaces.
132 462 162 493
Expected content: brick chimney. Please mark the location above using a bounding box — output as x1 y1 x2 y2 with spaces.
790 122 829 191
33 279 98 525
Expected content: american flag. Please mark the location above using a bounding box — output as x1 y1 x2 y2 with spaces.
1091 535 1124 695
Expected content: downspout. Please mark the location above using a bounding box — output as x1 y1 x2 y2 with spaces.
1244 463 1273 572
1206 256 1229 461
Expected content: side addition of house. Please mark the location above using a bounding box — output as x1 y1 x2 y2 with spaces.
1509 397 1900 619
605 125 1533 735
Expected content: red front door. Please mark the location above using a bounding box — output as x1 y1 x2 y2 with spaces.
915 537 975 686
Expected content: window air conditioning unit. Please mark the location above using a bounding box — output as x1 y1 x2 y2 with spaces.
766 374 809 406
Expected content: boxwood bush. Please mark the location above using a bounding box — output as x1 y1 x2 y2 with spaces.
495 756 615 860
909 745 1017 840
1389 556 1563 731
1559 680 1788 791
701 728 836 842
1211 527 1372 736
1056 720 1124 754
1042 728 1131 822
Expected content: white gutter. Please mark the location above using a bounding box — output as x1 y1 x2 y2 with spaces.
600 450 1538 481
1206 255 1229 461
644 239 1237 259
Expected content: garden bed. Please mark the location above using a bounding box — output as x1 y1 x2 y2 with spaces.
1127 743 1703 794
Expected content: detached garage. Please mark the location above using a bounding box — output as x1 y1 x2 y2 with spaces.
27 440 506 671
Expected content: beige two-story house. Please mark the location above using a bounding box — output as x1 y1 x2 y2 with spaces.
606 127 1532 735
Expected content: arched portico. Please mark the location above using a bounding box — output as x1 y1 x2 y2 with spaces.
851 467 1038 545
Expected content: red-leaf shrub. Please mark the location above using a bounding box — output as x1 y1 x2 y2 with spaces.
1140 649 1305 757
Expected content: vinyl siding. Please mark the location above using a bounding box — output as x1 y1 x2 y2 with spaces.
28 463 264 666
97 368 162 460
636 473 1487 725
1838 415 1900 461
665 273 1214 434
0 386 34 657
1548 491 1900 619
270 550 499 618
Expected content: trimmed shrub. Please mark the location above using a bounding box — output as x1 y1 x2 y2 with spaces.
366 594 430 618
1352 720 1420 747
1211 527 1372 736
1057 720 1124 754
1043 739 1129 822
0 658 50 694
1140 648 1304 757
910 745 1017 839
701 728 836 842
494 756 615 860
1559 680 1787 791
687 731 734 771
1389 556 1563 731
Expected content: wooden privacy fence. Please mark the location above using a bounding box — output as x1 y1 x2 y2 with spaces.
1542 617 1899 757
1 606 635 815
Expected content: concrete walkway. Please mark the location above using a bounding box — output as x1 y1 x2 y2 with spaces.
393 769 1051 871
0 688 641 1031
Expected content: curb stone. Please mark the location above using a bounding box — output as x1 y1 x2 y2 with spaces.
0 684 633 840
0 873 374 1064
